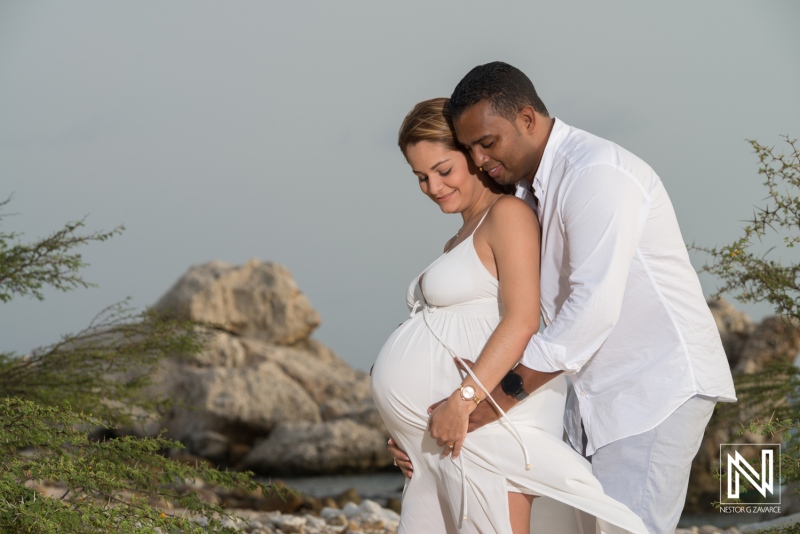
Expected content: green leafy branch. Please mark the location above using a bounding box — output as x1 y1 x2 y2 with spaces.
0 197 124 304
0 301 203 427
692 137 800 321
0 398 275 533
0 199 284 532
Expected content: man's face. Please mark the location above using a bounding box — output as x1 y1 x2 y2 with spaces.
453 99 538 186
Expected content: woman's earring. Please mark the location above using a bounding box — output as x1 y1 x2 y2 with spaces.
479 167 483 171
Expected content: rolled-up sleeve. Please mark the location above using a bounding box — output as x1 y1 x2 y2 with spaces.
521 165 649 374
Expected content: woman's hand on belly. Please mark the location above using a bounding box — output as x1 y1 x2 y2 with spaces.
428 390 474 459
427 358 505 433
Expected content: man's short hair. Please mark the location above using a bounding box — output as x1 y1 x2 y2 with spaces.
450 61 549 122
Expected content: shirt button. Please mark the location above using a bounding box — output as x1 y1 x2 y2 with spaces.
579 390 586 397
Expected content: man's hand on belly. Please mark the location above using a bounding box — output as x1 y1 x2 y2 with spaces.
387 438 414 478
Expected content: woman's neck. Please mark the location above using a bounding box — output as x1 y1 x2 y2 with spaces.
460 190 501 226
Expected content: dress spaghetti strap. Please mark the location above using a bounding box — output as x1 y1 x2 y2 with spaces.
472 199 496 233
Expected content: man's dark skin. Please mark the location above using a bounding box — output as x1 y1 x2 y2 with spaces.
388 100 562 477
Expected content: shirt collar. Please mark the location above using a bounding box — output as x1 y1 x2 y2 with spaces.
514 181 538 214
520 117 569 202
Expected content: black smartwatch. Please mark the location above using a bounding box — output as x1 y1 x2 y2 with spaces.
501 369 528 401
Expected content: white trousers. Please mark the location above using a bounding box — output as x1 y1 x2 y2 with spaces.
578 395 716 534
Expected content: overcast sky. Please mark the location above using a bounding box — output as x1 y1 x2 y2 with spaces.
1 1 799 370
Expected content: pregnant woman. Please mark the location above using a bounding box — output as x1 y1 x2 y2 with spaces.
370 98 648 534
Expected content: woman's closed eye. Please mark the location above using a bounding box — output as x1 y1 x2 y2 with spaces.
418 168 450 182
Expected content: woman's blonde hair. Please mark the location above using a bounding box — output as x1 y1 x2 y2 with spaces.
397 97 459 159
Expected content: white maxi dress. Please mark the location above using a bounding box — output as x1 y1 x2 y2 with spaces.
370 213 649 534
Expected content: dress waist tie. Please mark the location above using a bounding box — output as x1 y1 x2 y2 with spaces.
411 301 532 527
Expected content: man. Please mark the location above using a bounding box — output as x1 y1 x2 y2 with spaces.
390 62 736 533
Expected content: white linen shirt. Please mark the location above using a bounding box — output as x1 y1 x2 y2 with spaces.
518 118 736 457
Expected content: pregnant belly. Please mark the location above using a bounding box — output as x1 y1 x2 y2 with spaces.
370 313 497 434
371 318 459 432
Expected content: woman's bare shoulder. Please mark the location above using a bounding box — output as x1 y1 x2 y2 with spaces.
475 195 539 250
488 195 538 224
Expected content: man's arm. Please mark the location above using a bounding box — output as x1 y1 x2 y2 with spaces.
427 359 562 431
521 165 648 374
464 364 562 430
464 166 648 427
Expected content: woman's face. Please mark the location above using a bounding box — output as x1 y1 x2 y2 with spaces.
405 141 484 214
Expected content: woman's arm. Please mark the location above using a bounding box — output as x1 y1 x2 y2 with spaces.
428 196 542 458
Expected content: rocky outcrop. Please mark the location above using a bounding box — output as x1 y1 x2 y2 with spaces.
147 260 391 475
154 260 320 345
242 419 389 475
685 298 800 513
733 315 800 375
161 359 322 438
707 298 755 366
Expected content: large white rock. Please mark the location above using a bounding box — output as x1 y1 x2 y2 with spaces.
161 360 321 442
154 260 320 345
242 419 391 475
188 331 248 367
147 259 393 474
733 315 800 375
708 297 755 366
241 338 371 407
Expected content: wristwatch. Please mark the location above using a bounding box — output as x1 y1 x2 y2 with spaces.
501 370 529 401
458 385 482 406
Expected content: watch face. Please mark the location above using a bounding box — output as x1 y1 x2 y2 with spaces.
461 385 476 399
502 372 523 393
